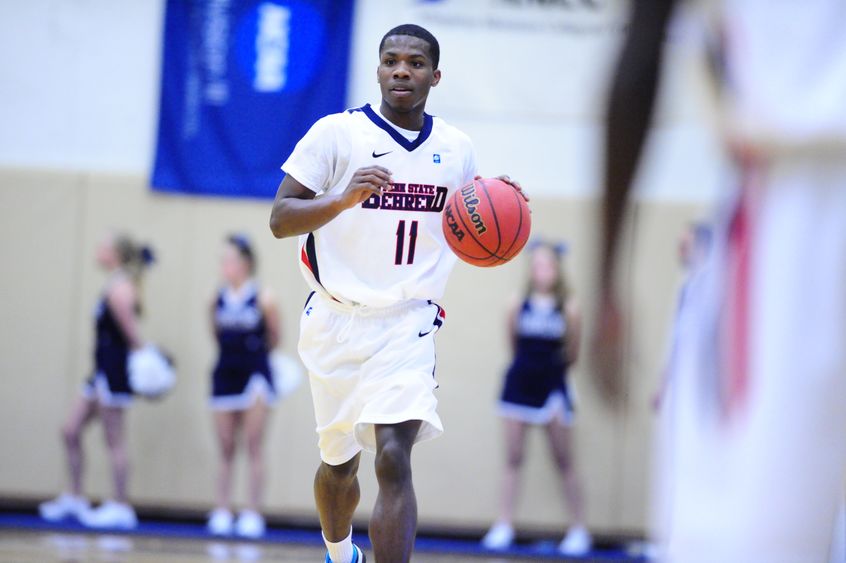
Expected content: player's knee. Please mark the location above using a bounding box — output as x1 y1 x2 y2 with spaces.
321 457 359 484
219 437 236 461
506 448 525 469
246 435 263 461
374 440 412 486
61 424 80 446
552 450 572 472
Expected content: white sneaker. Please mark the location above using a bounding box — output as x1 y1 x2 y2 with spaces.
559 525 592 556
39 493 90 522
235 510 265 539
207 508 234 536
79 501 138 529
481 521 515 550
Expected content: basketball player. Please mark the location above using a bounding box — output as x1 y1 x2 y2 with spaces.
206 234 280 538
597 1 846 561
269 24 524 563
482 241 591 555
39 232 154 529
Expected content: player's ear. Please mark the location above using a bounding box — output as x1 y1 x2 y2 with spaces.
431 69 441 87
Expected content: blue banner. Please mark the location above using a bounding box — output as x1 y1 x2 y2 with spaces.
152 0 354 198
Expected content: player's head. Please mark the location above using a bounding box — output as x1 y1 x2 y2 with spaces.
526 240 570 303
377 24 441 114
679 222 711 269
97 231 154 278
222 233 256 283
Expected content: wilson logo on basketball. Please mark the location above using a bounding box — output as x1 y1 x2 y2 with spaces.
460 184 487 235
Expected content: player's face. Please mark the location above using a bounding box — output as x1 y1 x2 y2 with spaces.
221 243 249 285
530 246 559 294
377 35 441 114
96 234 118 270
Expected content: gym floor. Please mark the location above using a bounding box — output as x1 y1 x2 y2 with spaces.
0 513 644 562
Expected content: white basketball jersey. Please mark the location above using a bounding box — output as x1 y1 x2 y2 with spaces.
282 104 477 307
699 0 846 152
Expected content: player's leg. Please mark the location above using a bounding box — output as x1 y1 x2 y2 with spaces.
545 419 585 525
546 418 591 554
315 453 362 560
482 418 527 549
61 395 98 496
40 395 99 521
369 420 422 563
100 406 130 503
213 410 240 511
243 398 269 511
499 418 528 526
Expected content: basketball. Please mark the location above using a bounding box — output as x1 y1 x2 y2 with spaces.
442 178 531 267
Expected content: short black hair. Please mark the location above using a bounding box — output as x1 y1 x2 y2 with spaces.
379 24 440 69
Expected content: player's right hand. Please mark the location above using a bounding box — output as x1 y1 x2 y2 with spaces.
591 290 626 411
337 166 393 209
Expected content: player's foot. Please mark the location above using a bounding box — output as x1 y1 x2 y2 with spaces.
558 525 592 556
207 508 234 536
38 493 90 522
235 509 265 538
79 500 138 529
324 544 366 563
481 521 515 550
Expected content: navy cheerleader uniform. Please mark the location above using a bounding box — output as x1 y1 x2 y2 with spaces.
499 296 574 424
211 281 276 410
82 295 134 407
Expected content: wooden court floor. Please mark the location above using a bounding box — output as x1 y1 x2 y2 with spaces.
0 529 548 563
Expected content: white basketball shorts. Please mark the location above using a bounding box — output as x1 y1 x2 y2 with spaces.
655 156 846 563
298 292 446 466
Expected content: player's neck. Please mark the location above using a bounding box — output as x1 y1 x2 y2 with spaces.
379 100 425 131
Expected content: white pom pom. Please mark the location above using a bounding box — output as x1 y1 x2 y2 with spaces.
270 352 304 399
128 345 176 399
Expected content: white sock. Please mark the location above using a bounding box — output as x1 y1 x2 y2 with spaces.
324 528 354 563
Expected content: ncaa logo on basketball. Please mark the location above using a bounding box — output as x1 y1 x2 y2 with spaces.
460 184 487 235
444 207 465 241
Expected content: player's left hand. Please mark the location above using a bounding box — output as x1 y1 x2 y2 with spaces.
477 174 530 202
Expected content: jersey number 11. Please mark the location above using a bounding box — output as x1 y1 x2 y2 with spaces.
395 220 418 265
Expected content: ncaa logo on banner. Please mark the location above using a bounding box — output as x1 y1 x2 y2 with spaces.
235 0 326 94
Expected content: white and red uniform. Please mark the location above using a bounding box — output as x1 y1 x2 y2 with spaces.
282 103 476 465
656 2 846 561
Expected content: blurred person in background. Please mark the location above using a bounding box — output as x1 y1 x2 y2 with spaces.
39 232 155 529
652 223 712 411
206 234 281 539
482 240 590 556
597 1 846 560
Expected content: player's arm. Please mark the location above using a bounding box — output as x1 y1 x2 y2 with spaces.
564 298 582 367
593 0 676 404
259 288 281 350
269 166 393 239
505 295 521 354
209 296 218 339
600 0 676 293
107 278 143 350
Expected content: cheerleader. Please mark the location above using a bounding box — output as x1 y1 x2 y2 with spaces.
39 232 154 529
482 241 591 555
206 234 280 538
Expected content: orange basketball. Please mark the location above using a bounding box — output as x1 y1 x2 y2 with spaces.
442 178 531 267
